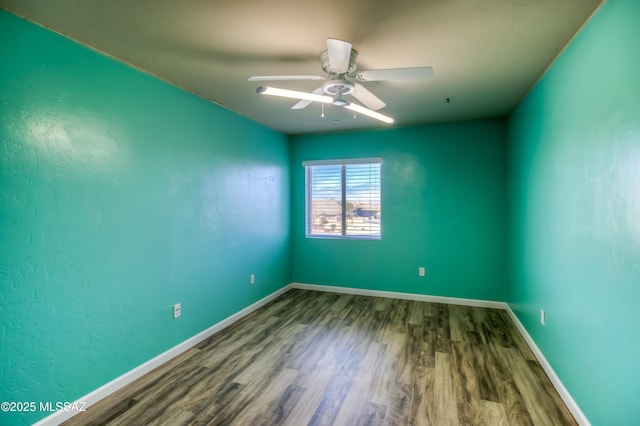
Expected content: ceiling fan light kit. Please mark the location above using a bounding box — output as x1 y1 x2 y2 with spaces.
250 38 432 125
256 86 333 104
256 85 394 124
345 103 394 124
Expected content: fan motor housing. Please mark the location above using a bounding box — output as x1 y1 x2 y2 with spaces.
320 49 358 76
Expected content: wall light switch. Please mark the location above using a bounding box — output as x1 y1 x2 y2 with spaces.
250 274 255 285
418 267 426 277
540 309 545 326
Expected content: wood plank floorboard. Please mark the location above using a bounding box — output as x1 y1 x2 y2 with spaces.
63 289 577 426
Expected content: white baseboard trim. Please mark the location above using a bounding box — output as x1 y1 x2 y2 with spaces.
505 306 590 426
33 284 294 426
291 282 508 309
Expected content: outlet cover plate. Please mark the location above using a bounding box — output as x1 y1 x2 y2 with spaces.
173 303 181 319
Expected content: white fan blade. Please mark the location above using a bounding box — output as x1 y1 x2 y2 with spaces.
356 67 433 82
292 85 325 110
248 75 324 81
353 83 386 111
326 38 352 74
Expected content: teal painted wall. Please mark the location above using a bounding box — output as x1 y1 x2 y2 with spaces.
0 11 290 425
508 0 640 424
291 121 507 301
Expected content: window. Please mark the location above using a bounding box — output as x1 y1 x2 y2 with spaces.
304 158 382 239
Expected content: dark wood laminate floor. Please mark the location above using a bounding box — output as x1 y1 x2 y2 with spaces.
64 289 576 426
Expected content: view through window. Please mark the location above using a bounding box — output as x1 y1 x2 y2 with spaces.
304 159 381 239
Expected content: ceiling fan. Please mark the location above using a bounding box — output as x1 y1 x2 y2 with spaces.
248 38 433 124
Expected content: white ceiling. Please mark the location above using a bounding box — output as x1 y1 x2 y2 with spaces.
1 0 602 135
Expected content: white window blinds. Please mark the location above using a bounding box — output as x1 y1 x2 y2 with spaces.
304 158 381 239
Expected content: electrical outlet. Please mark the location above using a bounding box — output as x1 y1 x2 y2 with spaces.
540 309 545 326
250 274 255 285
173 303 181 319
418 267 426 277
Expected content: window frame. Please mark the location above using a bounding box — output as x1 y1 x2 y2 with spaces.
303 158 382 240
